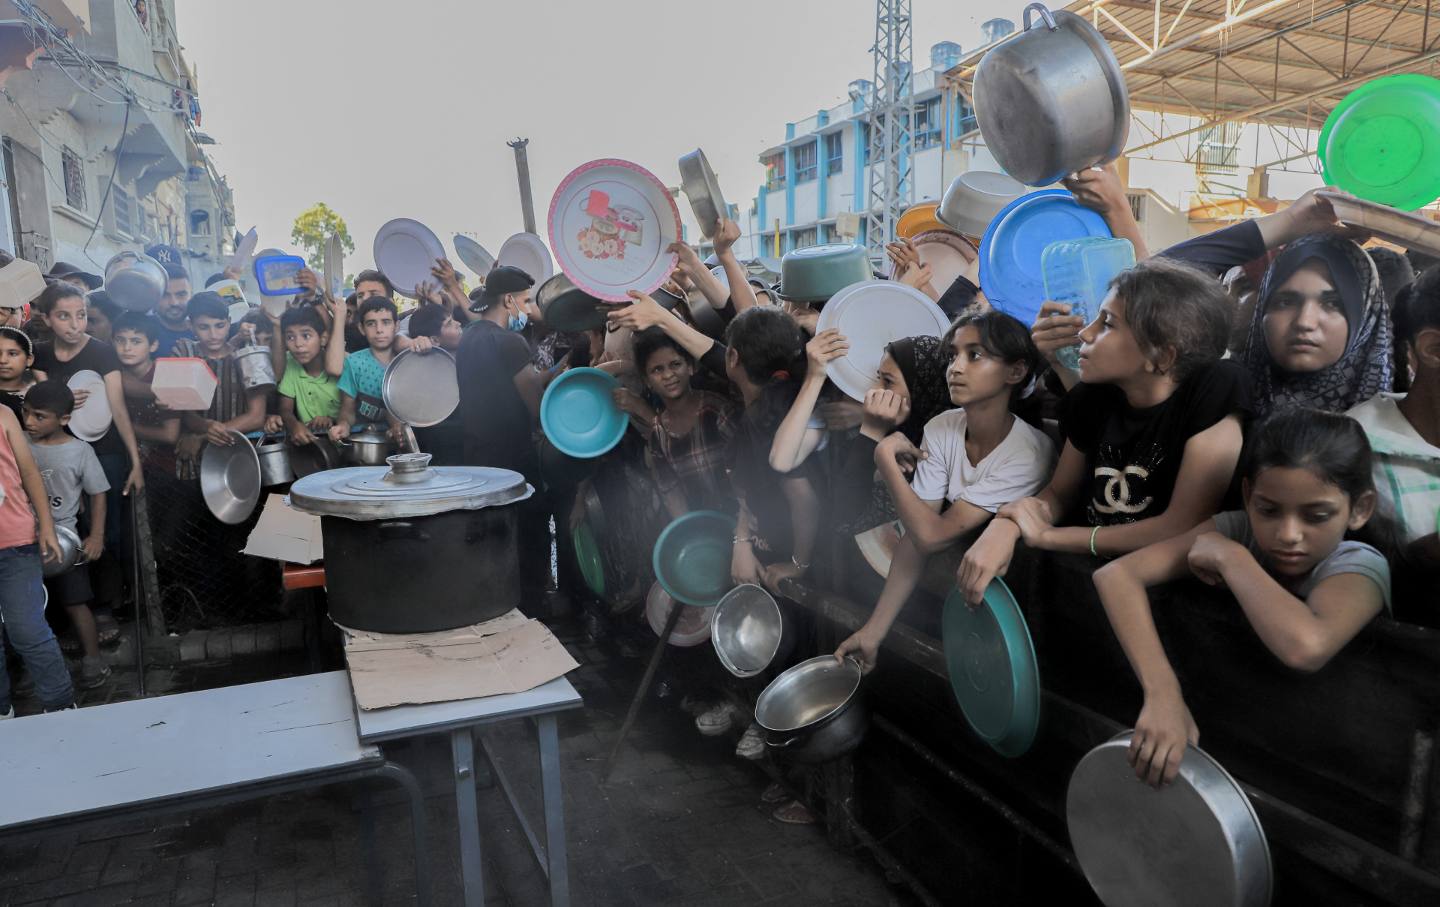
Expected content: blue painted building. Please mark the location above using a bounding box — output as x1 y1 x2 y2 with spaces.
747 40 985 257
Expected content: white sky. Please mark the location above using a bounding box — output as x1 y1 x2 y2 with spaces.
175 0 1032 275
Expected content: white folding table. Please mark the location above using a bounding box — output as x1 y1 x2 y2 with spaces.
0 672 430 902
354 676 583 907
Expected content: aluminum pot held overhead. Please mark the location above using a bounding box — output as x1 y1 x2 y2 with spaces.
755 655 869 763
102 251 167 313
973 3 1130 186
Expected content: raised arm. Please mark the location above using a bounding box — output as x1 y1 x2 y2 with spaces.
714 219 758 313
324 297 347 379
607 292 716 362
1063 165 1149 259
769 330 847 472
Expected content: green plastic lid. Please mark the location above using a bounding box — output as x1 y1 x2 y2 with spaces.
942 578 1041 757
1318 74 1440 211
573 521 605 598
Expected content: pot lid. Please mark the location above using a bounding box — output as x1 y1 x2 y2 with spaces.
288 453 532 520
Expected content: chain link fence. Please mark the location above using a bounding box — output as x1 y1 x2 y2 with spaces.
139 463 281 634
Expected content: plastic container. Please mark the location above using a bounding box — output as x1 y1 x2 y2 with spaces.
253 254 306 297
1041 237 1135 369
152 357 218 411
1318 74 1440 211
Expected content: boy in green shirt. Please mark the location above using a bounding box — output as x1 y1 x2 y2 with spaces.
275 306 341 446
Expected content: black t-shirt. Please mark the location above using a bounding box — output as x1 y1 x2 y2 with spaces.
1059 360 1251 526
33 338 125 458
456 321 536 479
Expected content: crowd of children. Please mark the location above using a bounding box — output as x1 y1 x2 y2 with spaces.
0 178 1436 829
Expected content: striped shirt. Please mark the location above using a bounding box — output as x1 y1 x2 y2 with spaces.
1348 394 1440 544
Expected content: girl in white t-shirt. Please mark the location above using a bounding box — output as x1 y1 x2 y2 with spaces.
835 311 1057 669
1094 408 1394 787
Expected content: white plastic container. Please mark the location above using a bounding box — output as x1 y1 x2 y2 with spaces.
152 357 218 411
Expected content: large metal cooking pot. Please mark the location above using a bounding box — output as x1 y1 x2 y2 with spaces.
199 430 262 524
340 430 395 466
255 434 294 487
288 453 534 633
973 3 1129 186
102 251 167 312
754 655 869 763
1067 732 1272 907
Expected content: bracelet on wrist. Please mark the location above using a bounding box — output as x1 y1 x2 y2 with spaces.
791 556 810 572
733 535 755 546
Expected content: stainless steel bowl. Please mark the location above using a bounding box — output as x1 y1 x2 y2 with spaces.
200 431 262 524
42 525 84 577
1067 732 1272 907
711 584 785 678
341 431 395 466
103 251 167 312
678 148 728 239
937 170 1028 239
755 655 869 763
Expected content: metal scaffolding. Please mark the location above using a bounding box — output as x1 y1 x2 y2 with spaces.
865 0 916 254
943 0 1440 173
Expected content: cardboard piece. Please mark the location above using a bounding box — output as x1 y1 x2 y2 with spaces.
0 259 46 309
342 610 579 710
242 494 324 564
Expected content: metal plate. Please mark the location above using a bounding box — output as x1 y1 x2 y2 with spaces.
382 348 459 428
200 431 262 525
373 218 446 299
1067 733 1273 907
941 579 1040 757
547 158 681 303
65 370 111 442
645 582 712 647
452 234 495 278
678 148 728 239
816 280 951 402
1318 191 1440 258
496 232 555 284
288 456 531 520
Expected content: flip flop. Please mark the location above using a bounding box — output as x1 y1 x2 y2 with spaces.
771 800 817 825
96 618 121 648
760 782 789 805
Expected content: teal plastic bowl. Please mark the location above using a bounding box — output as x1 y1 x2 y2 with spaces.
942 578 1041 757
540 367 627 459
1319 74 1440 211
652 511 737 607
777 243 872 303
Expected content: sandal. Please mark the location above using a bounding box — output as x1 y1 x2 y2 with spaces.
760 782 788 805
96 618 121 648
59 635 81 655
771 800 817 825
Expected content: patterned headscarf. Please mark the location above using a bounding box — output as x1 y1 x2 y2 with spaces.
1243 234 1392 416
884 335 952 444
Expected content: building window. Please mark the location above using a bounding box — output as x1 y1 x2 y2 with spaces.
760 232 779 256
792 227 818 249
763 153 786 191
915 97 942 150
824 132 844 173
956 96 978 137
861 123 872 166
60 146 86 211
794 141 817 183
111 185 134 236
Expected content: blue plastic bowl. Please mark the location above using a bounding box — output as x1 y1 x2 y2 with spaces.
540 367 627 459
942 578 1041 757
979 189 1111 327
652 511 737 607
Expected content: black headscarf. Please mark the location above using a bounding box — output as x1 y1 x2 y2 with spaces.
884 335 952 443
1244 233 1392 416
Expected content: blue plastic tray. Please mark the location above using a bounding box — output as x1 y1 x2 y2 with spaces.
979 189 1111 327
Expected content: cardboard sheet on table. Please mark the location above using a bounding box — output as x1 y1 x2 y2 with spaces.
342 610 579 710
242 494 324 564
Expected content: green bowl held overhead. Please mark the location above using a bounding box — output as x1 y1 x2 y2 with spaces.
651 511 737 606
1318 74 1440 211
777 244 872 303
540 367 627 459
942 578 1041 757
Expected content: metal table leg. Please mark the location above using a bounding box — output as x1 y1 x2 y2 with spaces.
537 714 569 907
450 728 485 907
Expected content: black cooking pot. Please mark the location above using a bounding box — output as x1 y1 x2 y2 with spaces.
287 453 533 633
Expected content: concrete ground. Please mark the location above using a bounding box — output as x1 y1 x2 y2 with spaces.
0 620 914 906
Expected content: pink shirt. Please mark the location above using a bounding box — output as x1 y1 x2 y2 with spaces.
0 425 37 550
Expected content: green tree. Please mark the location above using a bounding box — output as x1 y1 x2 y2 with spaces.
289 202 354 268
